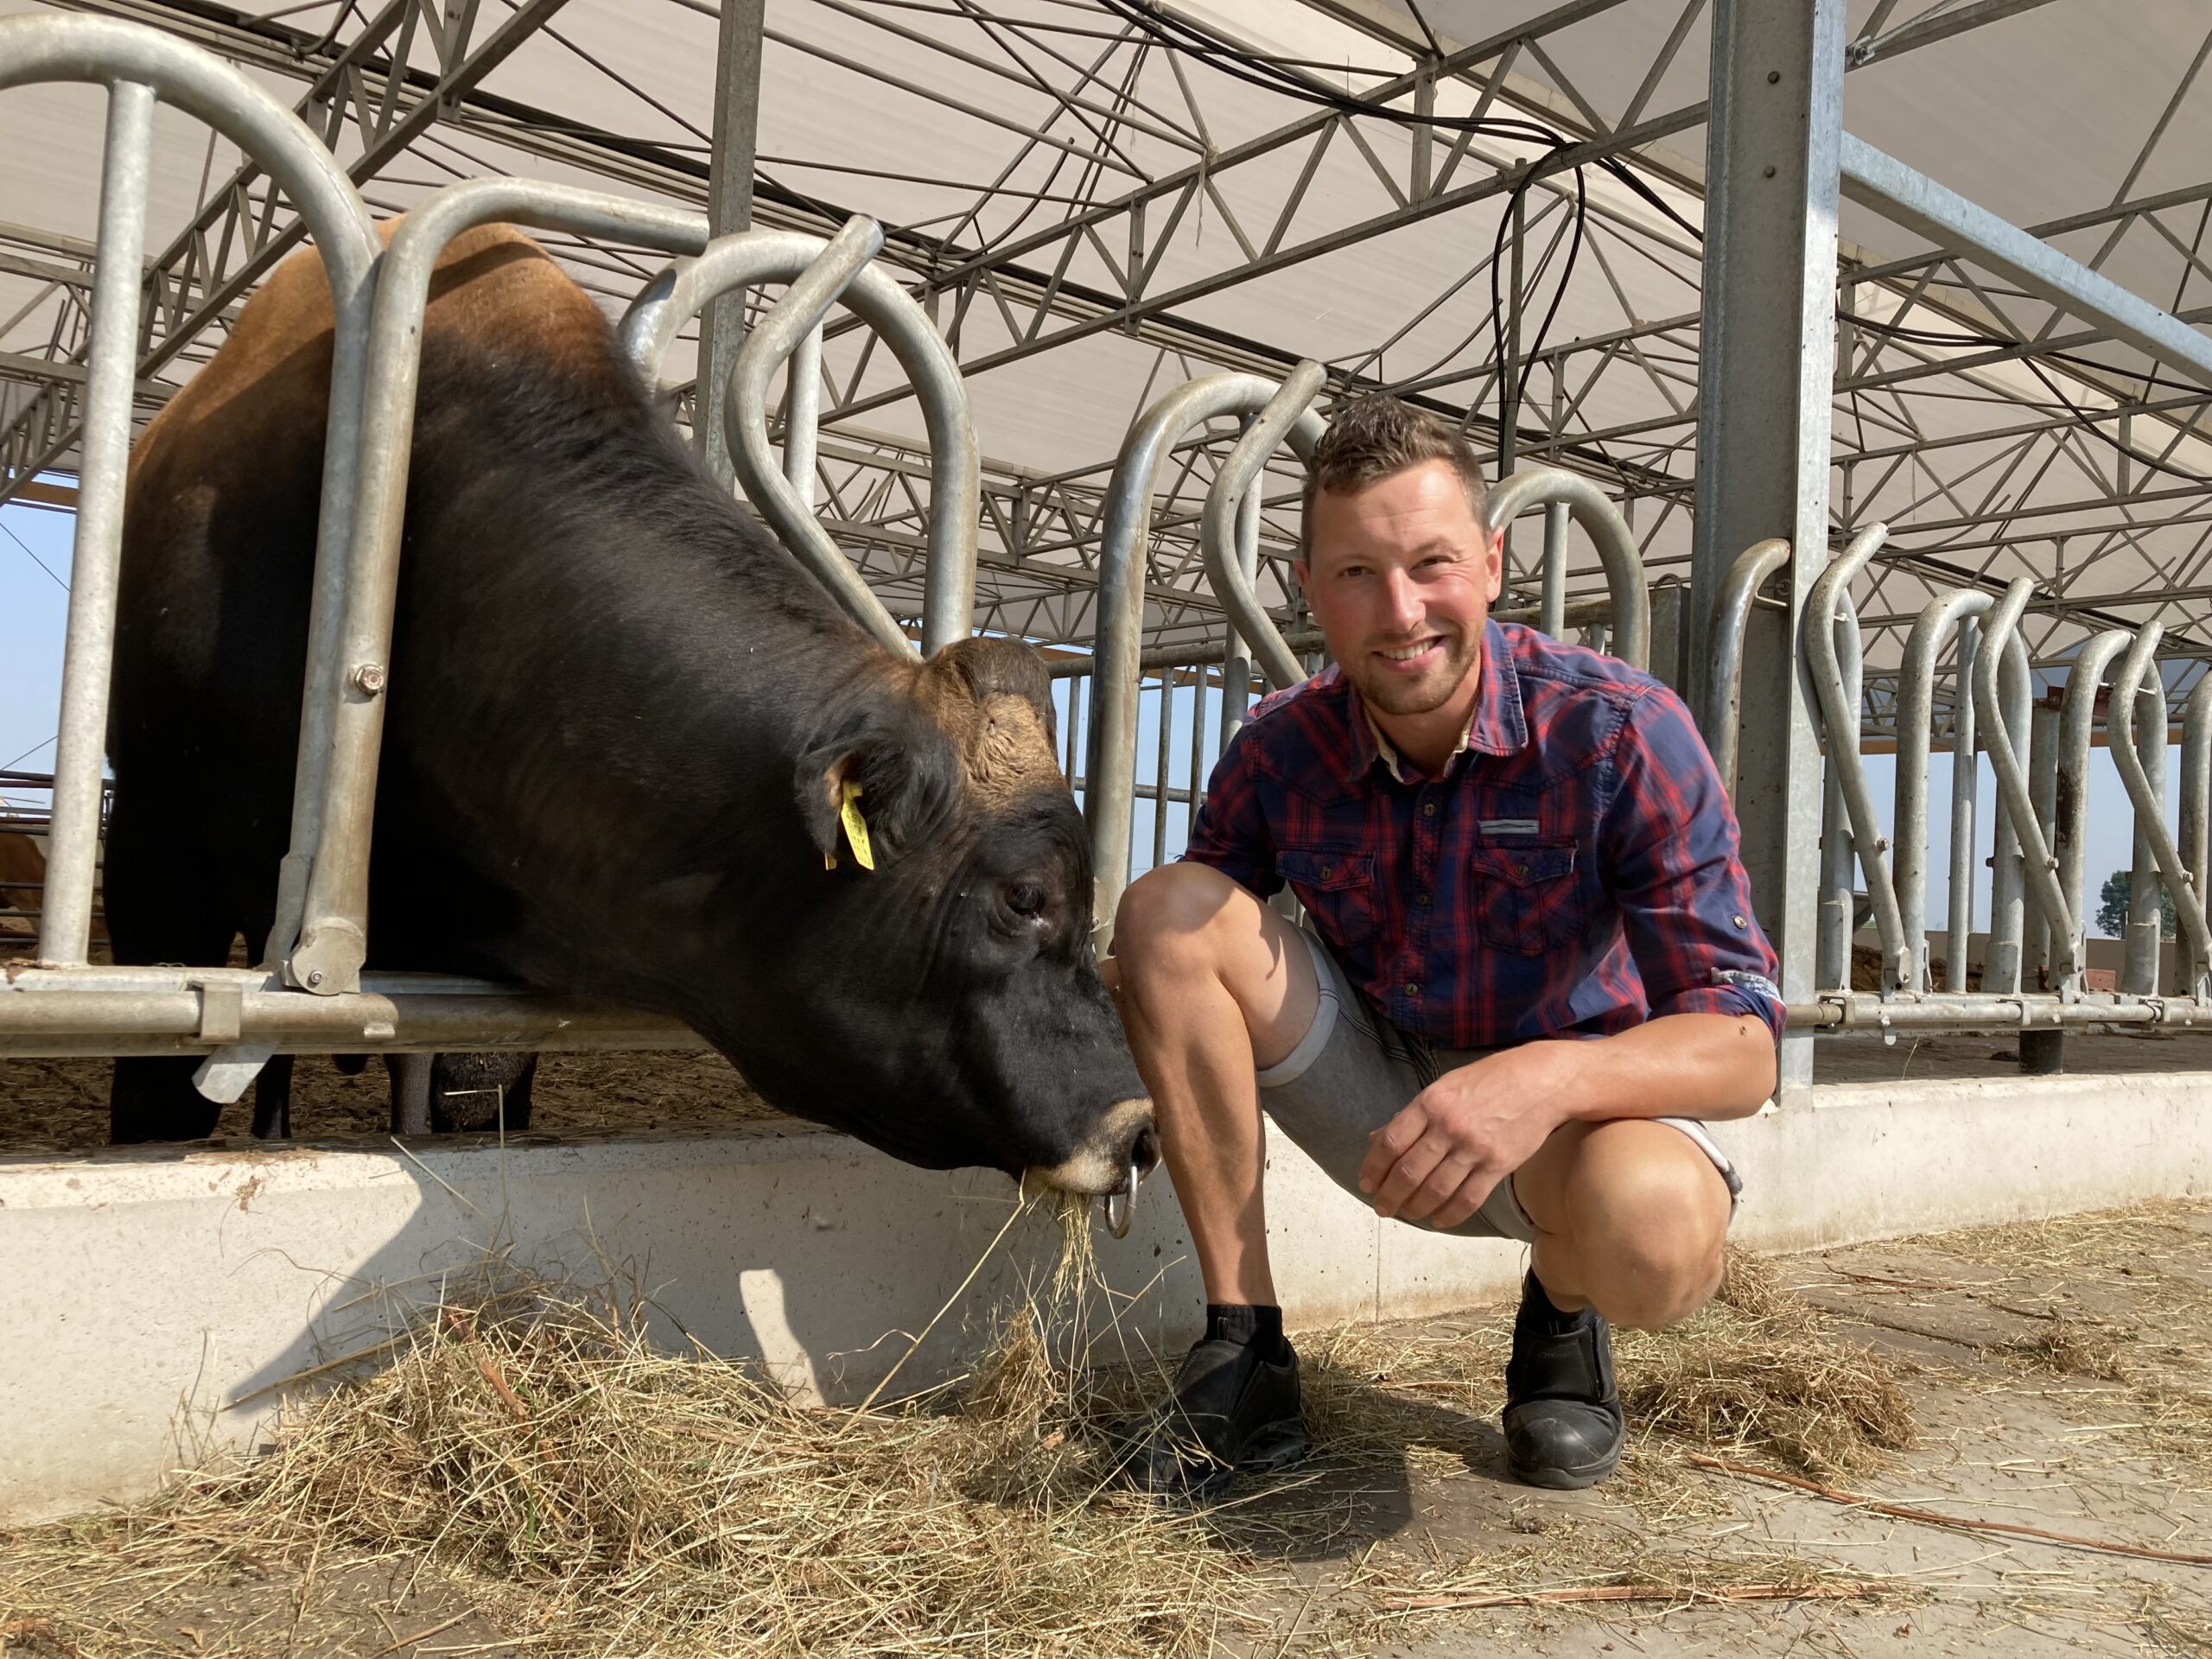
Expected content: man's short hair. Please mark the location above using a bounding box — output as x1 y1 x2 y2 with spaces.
1298 395 1489 561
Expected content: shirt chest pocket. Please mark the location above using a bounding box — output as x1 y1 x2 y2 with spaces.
1278 849 1381 947
1466 841 1582 957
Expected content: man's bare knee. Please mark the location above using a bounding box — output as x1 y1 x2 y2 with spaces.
1115 863 1247 966
1563 1128 1729 1330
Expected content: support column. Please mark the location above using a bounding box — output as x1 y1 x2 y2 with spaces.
698 0 767 489
1690 0 1847 1097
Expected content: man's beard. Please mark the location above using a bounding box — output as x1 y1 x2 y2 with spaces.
1342 626 1481 717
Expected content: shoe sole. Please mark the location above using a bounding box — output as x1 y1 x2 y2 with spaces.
1508 1444 1622 1491
1180 1418 1311 1503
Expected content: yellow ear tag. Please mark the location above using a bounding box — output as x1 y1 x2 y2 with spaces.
839 779 875 872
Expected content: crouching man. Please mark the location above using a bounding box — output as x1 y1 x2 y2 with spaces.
1106 396 1782 1497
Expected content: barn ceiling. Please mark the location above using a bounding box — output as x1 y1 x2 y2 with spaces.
0 0 2207 728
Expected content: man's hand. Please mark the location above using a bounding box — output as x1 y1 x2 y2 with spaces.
1357 1042 1588 1230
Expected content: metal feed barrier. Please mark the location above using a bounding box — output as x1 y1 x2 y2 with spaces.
0 16 980 1084
1707 531 2212 1038
1066 359 1650 948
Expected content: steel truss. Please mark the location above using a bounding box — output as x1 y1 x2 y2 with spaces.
3 0 2209 735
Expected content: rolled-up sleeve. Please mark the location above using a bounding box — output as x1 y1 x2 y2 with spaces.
1179 724 1281 899
1602 685 1785 1039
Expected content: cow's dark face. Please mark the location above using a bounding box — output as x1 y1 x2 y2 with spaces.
697 639 1155 1192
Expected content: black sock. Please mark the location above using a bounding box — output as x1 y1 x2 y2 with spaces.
1205 1302 1287 1362
1524 1270 1590 1333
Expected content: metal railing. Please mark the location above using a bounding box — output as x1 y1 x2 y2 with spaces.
1704 530 2212 1035
0 19 982 1080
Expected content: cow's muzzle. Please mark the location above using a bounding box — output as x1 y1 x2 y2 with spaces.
1027 1097 1157 1201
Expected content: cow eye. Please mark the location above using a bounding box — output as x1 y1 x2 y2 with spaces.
1005 879 1048 919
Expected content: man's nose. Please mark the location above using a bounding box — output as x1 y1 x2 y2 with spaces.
1380 567 1424 633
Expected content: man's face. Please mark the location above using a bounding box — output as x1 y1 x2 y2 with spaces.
1295 459 1503 718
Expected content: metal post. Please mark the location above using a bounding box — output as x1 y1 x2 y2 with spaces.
1649 577 1688 696
2019 697 2065 1074
2126 683 2166 995
1539 499 1569 639
698 0 766 489
1985 645 2030 996
1815 604 1860 993
39 79 153 968
1217 467 1262 760
1689 0 1847 1096
1945 617 1980 990
2183 675 2212 997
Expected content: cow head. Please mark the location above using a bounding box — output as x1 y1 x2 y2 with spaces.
699 637 1156 1194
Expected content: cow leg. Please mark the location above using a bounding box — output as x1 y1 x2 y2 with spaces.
332 1052 370 1076
503 1054 537 1132
104 789 235 1144
387 1052 434 1136
251 1053 296 1141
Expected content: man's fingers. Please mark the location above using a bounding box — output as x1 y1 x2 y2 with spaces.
1427 1170 1506 1232
1368 1130 1455 1219
1395 1153 1478 1224
1357 1101 1430 1194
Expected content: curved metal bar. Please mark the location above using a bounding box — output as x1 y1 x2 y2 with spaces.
719 219 911 654
1985 628 2035 994
2107 624 2212 980
1971 579 2079 990
1815 598 1865 991
291 178 713 995
0 13 381 968
1087 373 1284 936
1201 361 1328 692
2054 630 2132 989
1802 524 1910 989
1893 589 1993 990
618 219 980 655
1704 537 1791 798
1481 469 1649 670
2182 673 2212 995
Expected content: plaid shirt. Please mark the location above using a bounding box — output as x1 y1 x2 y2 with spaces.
1182 620 1784 1048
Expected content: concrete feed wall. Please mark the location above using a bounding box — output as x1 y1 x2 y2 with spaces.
3 1069 2209 1524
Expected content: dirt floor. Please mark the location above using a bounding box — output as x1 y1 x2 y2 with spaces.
3 1199 2207 1657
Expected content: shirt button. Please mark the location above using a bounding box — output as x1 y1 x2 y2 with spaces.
1733 914 1748 928
1421 802 1438 818
1514 863 1529 878
1319 863 1334 880
1404 981 1421 998
1415 892 1432 906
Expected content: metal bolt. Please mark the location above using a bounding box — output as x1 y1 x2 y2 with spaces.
353 663 388 696
306 969 324 988
1766 68 1780 83
1763 164 1777 178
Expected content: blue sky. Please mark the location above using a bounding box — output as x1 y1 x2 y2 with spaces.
0 488 2159 938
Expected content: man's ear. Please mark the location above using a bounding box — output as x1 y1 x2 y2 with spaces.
793 709 961 868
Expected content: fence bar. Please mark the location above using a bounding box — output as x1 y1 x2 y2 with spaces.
37 79 151 968
1789 993 2206 1032
290 179 712 997
1202 361 1328 690
1703 537 1790 800
0 14 384 974
1539 499 1569 638
1152 673 1173 868
2183 675 2212 995
1944 616 1980 990
2056 630 2133 992
1985 633 2032 995
1217 466 1263 758
785 324 822 508
1483 469 1649 670
1814 600 1862 991
1802 524 1910 988
1089 373 1285 941
2025 700 2061 988
1973 578 2078 988
1894 590 1990 989
2108 624 2212 991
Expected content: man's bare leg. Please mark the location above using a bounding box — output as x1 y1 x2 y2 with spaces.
1106 862 1320 1306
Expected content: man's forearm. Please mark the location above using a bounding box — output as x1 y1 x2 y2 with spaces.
1550 1012 1777 1124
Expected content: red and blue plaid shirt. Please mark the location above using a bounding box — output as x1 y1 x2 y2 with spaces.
1182 620 1784 1048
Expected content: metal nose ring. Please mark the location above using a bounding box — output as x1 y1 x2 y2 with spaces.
1103 1154 1141 1239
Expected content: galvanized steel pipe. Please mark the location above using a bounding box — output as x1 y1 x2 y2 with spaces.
1702 537 1790 801
1985 633 2033 995
290 179 714 997
1893 590 1992 990
1200 361 1328 692
1482 469 1649 670
2183 675 2212 997
2056 630 2133 991
2108 624 2212 989
1971 579 2077 988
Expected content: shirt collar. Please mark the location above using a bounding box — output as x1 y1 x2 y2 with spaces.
1344 618 1529 785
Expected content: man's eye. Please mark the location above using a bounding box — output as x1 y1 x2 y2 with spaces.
1007 880 1048 918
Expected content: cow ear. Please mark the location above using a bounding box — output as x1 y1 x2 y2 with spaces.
794 714 960 868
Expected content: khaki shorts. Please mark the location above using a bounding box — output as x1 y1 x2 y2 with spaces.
1256 928 1744 1244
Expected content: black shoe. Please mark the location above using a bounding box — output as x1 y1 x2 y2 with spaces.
1109 1336 1308 1500
1503 1271 1624 1490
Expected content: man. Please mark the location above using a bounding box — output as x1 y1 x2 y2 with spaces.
1106 396 1783 1497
